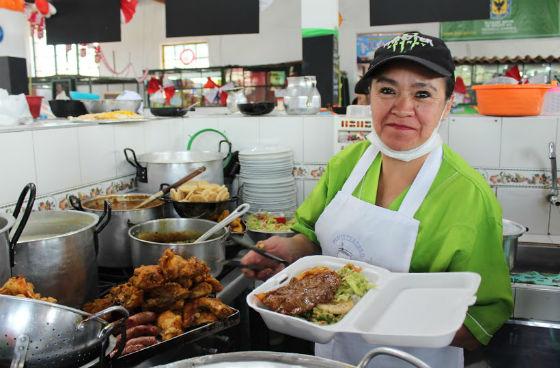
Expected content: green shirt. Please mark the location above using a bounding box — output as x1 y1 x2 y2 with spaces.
293 141 513 345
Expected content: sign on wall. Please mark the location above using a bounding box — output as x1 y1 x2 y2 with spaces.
440 0 560 41
356 33 400 80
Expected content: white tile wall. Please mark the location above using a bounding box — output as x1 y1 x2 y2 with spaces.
218 117 260 152
33 128 81 195
259 116 304 162
144 120 172 152
303 116 334 163
78 125 117 183
439 118 450 145
296 180 304 206
183 118 221 152
500 117 557 169
169 119 190 151
303 180 319 199
448 116 501 168
0 131 36 204
114 123 146 176
547 204 560 235
497 187 551 234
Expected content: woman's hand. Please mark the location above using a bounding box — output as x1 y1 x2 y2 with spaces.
240 234 320 280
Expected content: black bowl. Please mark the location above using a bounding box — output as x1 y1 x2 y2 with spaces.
150 107 188 117
237 102 275 116
171 197 237 219
49 100 88 118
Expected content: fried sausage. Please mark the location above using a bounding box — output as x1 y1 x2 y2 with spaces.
125 311 157 329
125 336 157 347
115 325 159 345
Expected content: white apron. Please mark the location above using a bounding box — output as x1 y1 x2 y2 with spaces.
314 145 463 368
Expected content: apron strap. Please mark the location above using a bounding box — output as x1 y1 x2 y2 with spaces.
398 145 443 218
341 145 380 194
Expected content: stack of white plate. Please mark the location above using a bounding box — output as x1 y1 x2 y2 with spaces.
239 146 297 212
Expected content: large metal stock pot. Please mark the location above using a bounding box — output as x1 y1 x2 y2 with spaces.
503 218 527 270
70 194 165 268
124 148 227 194
0 183 36 284
129 218 228 277
13 206 111 308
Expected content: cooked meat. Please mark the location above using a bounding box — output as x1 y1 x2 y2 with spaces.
189 282 213 299
83 295 114 315
116 324 159 346
202 274 224 293
157 310 183 341
143 282 189 311
125 311 158 329
196 297 235 319
256 267 341 315
0 276 58 303
130 265 165 290
158 249 210 281
182 301 198 329
110 283 144 310
193 311 218 326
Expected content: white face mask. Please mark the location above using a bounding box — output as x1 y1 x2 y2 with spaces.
367 103 449 162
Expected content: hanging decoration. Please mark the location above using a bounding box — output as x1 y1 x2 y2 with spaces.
121 0 138 24
26 0 56 39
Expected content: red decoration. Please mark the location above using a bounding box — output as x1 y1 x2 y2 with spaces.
505 65 522 82
454 76 467 94
121 0 138 24
147 77 163 95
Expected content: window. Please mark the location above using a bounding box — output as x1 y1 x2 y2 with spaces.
161 42 209 69
29 32 100 77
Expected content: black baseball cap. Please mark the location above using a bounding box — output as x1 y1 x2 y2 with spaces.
355 32 455 94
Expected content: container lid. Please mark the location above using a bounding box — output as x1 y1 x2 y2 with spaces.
503 219 526 237
138 151 225 164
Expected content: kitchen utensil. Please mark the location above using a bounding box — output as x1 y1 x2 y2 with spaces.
0 294 128 368
150 107 188 117
13 205 111 307
248 255 479 348
226 89 247 113
129 218 229 276
0 183 35 284
223 259 267 271
170 197 237 220
153 348 430 368
49 100 88 118
81 99 142 114
472 84 552 116
283 76 321 115
71 194 165 268
237 102 275 116
195 203 250 242
134 167 207 210
124 148 228 194
231 235 289 266
503 218 528 270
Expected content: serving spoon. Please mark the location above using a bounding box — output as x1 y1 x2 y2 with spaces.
194 203 251 242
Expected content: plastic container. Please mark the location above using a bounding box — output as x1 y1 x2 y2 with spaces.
472 84 552 116
541 87 560 116
25 95 43 119
247 255 480 348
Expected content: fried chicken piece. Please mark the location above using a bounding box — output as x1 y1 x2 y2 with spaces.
196 297 235 320
157 310 183 341
193 311 218 326
130 265 165 290
0 276 37 298
189 282 212 299
39 296 58 303
110 283 144 311
202 274 224 293
143 282 189 311
182 301 198 329
83 294 114 314
175 277 193 289
159 249 210 281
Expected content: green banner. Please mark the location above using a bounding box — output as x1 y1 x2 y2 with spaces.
440 0 559 41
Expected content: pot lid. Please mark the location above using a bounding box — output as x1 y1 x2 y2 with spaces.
503 219 526 237
138 151 225 164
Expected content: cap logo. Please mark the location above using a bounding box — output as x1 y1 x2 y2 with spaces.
384 33 434 53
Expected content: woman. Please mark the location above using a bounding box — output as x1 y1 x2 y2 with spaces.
241 32 513 368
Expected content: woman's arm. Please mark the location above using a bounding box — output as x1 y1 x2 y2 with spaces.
451 325 481 351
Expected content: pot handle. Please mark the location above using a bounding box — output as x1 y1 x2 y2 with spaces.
356 347 431 368
93 201 112 256
9 183 36 267
77 305 129 365
68 194 84 211
124 147 148 183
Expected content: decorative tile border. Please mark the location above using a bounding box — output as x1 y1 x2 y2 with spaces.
476 168 559 189
293 164 326 180
0 175 136 214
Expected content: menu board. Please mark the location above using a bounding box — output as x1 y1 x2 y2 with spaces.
46 0 121 44
166 0 259 37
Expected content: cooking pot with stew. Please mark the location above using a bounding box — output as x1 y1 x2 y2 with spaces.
70 194 165 268
128 218 228 276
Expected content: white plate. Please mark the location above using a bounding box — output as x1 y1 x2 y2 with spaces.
247 256 480 348
239 146 292 156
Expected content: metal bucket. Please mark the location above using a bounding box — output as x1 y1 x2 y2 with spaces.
0 295 128 368
124 148 228 194
128 218 228 276
71 194 165 268
13 207 111 308
0 183 36 284
503 219 527 270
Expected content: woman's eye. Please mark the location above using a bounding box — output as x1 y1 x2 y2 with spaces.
379 87 395 95
415 90 431 99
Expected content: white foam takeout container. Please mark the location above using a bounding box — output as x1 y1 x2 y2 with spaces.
247 255 481 348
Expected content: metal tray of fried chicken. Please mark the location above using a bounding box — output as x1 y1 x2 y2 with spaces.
83 248 240 366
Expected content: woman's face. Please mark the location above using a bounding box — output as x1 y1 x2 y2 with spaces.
370 63 452 151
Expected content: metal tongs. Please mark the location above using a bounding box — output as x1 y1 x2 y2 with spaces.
231 235 290 267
